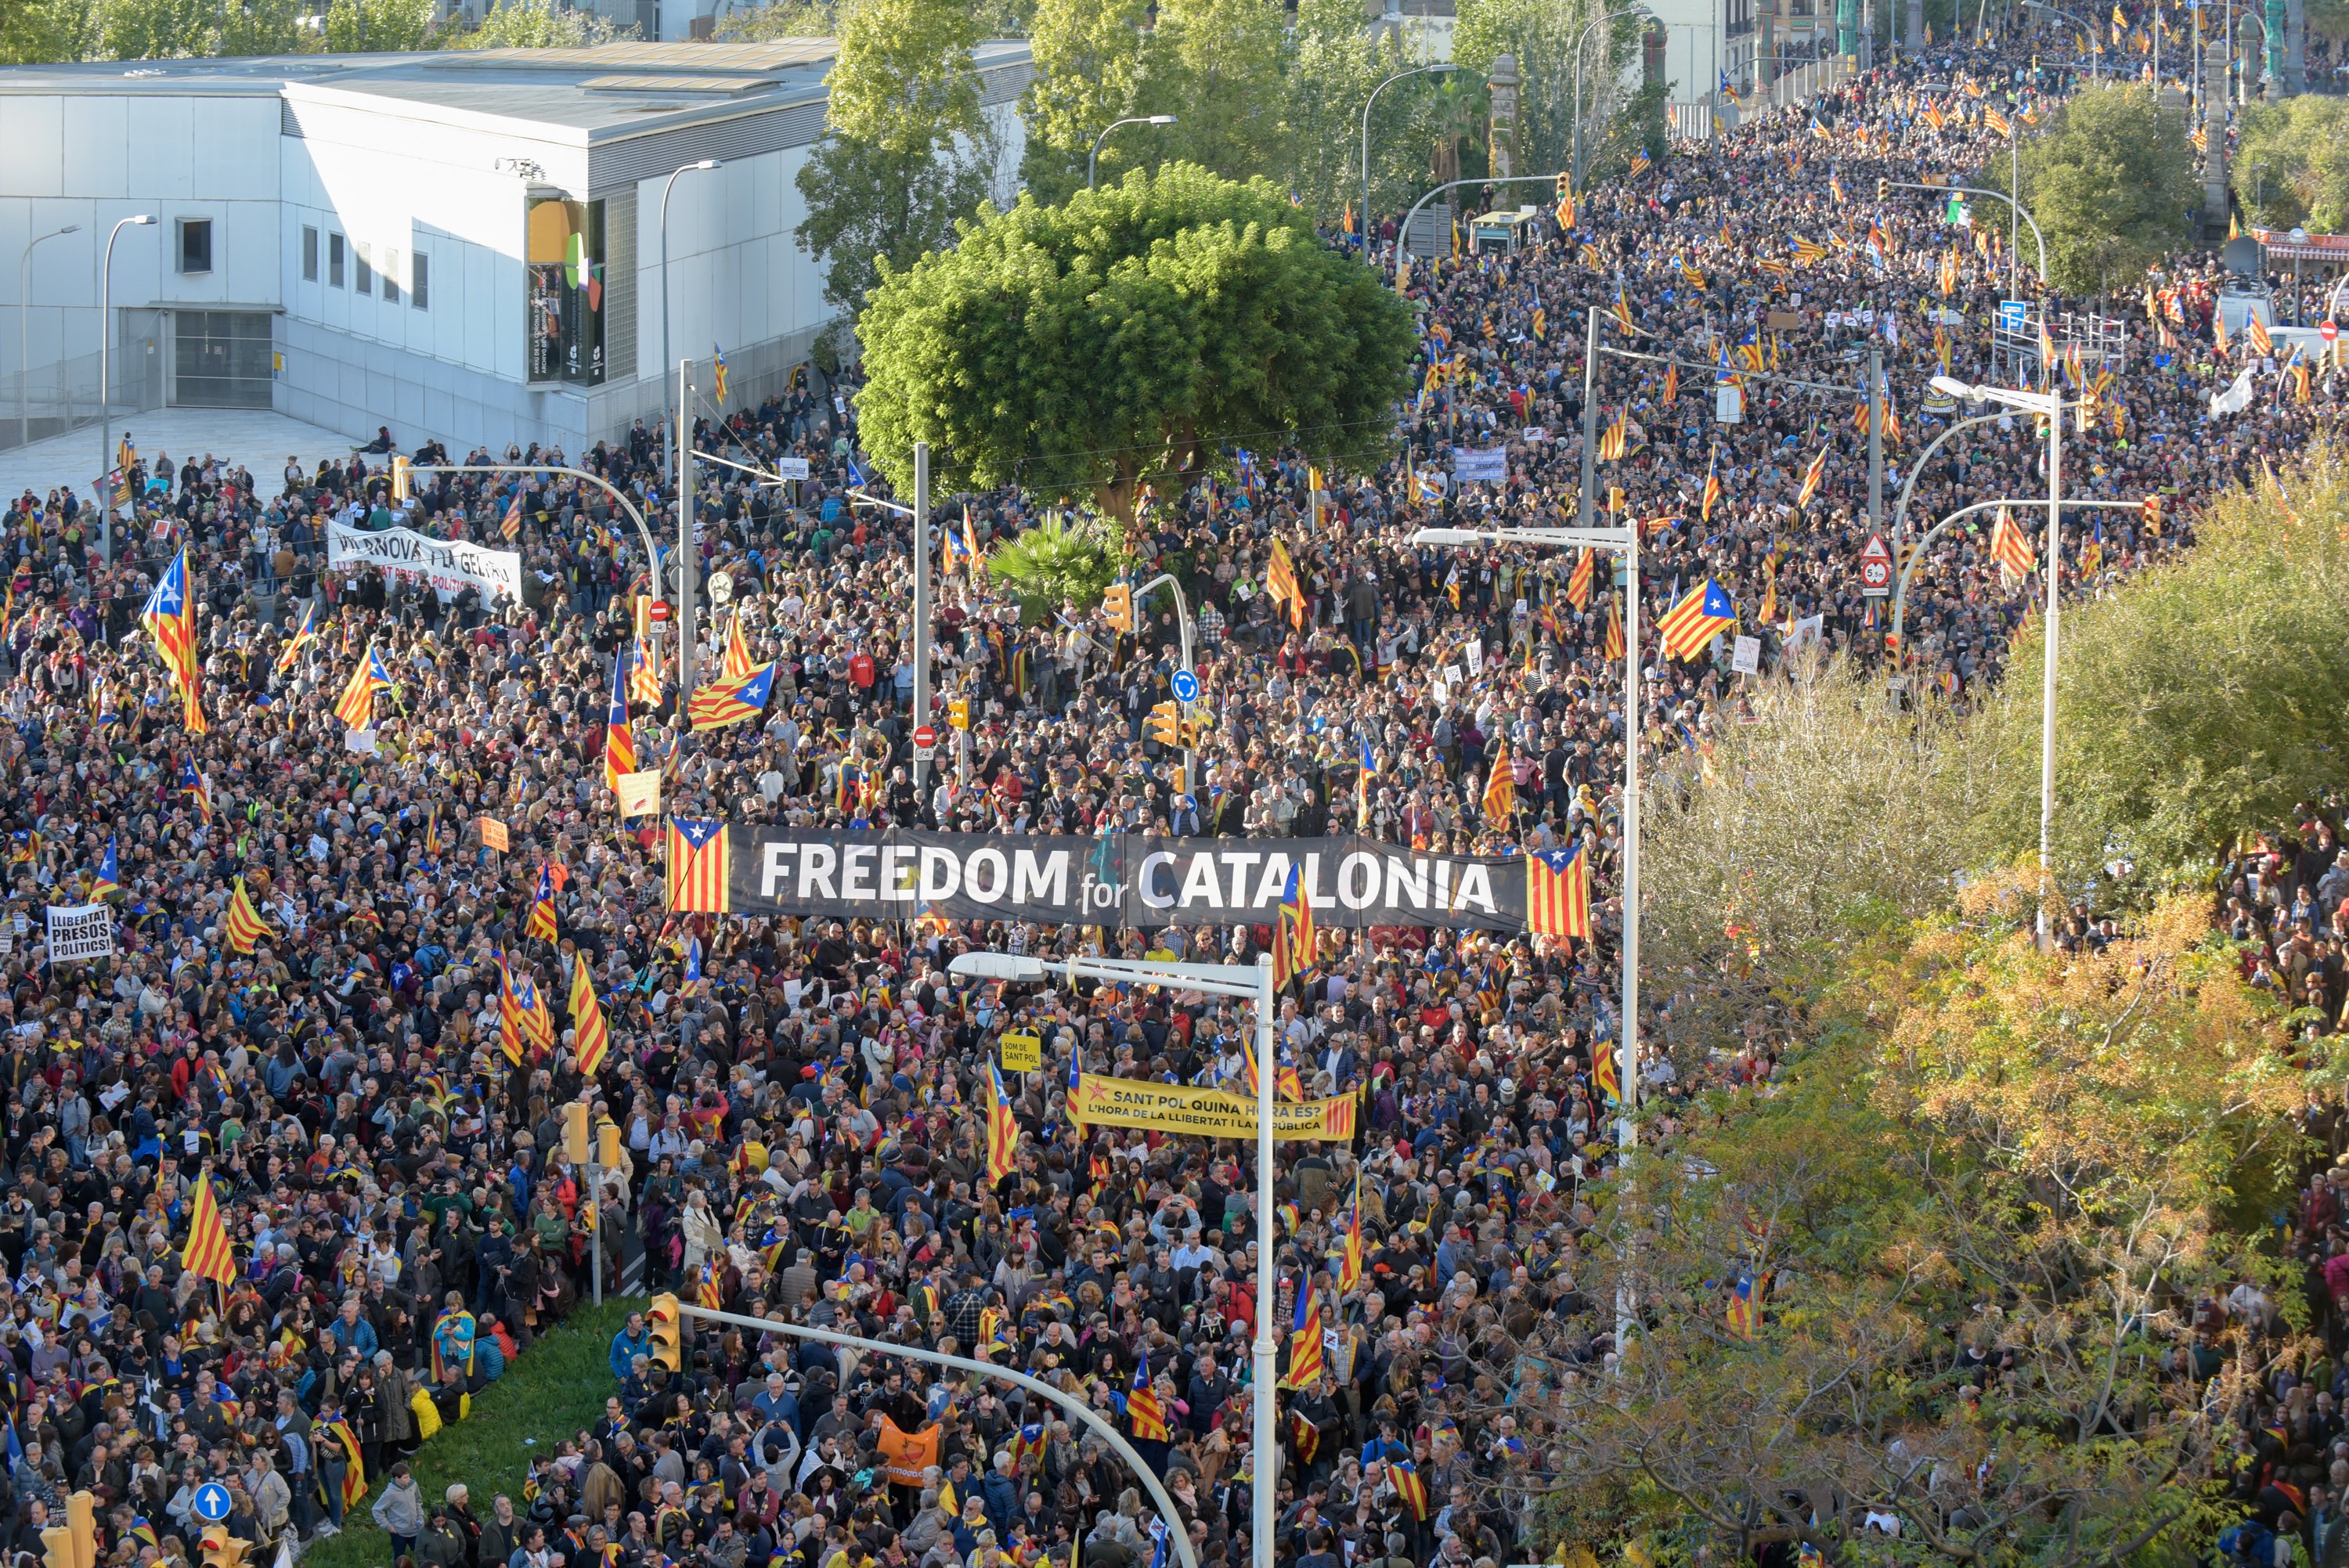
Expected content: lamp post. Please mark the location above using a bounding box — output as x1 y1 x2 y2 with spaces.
950 950 1274 1568
1892 492 2147 676
96 214 153 566
18 223 77 451
1888 409 2007 665
2023 0 2102 74
1887 177 2049 290
1362 66 1453 255
1088 115 1177 189
657 160 720 696
1933 374 2066 943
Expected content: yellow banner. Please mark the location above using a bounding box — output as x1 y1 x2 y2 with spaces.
1071 1073 1357 1141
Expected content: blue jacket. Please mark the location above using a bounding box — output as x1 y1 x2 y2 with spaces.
982 1471 1020 1538
608 1326 651 1380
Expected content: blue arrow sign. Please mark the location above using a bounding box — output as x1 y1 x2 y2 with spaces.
194 1483 232 1523
1170 669 1200 704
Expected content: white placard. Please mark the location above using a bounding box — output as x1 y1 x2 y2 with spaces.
1730 634 1762 674
775 457 812 481
45 903 114 964
328 520 525 604
345 729 378 755
1465 638 1485 672
1786 614 1827 650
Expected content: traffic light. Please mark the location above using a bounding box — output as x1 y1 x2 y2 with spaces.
1102 582 1135 635
2142 493 2163 532
948 697 971 732
1146 702 1181 746
598 1121 622 1168
1876 177 1892 201
199 1527 251 1568
1177 717 1203 749
563 1101 590 1165
390 455 411 504
648 1292 683 1370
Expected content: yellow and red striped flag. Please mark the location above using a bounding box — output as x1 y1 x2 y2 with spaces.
181 1169 238 1285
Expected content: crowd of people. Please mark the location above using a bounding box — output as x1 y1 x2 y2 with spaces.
0 17 2341 1568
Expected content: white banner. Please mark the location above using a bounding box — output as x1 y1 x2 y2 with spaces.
328 521 524 604
45 903 114 963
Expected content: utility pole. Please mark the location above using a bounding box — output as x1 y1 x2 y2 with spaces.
912 442 932 789
677 359 696 698
1867 342 1885 532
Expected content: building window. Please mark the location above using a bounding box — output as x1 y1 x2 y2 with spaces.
302 226 319 283
412 252 430 310
177 218 212 276
383 249 401 305
355 242 373 296
329 233 345 287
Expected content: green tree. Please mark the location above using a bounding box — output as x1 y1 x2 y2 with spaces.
2235 94 2349 232
983 510 1131 622
1969 446 2349 896
717 0 836 37
1535 878 2295 1566
795 0 996 322
1984 82 2197 295
1126 0 1289 184
1016 0 1151 201
854 162 1416 529
1452 0 1627 178
1280 0 1439 225
325 0 434 51
440 0 622 46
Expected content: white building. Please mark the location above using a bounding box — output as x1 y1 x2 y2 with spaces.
0 40 1029 460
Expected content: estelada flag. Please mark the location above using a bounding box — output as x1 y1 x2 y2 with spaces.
666 819 731 913
1526 843 1592 939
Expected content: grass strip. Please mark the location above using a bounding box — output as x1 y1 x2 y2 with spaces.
305 1299 634 1568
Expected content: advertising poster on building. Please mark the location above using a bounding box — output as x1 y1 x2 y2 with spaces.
525 194 606 387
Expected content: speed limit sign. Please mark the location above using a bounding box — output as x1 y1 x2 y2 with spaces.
1858 534 1893 597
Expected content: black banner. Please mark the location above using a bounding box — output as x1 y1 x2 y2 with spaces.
719 829 1527 932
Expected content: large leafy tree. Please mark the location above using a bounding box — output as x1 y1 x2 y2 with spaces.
1984 82 2197 294
1969 450 2349 892
1452 0 1629 179
854 162 1416 528
2234 94 2349 232
1017 0 1153 203
794 0 997 321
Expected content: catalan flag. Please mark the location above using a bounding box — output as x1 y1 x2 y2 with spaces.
720 614 755 681
141 547 201 706
324 1419 368 1509
1481 741 1515 824
1265 536 1305 628
1657 578 1737 661
1796 446 1828 510
685 660 775 730
1701 449 1723 523
713 344 730 406
1273 864 1313 990
666 819 732 914
1525 843 1592 940
1989 505 2036 586
603 650 637 797
569 953 611 1077
222 877 272 954
1727 1268 1763 1339
1566 548 1594 611
1611 283 1635 333
1601 600 1624 661
629 638 662 707
1127 1354 1170 1442
2247 312 2275 359
333 645 398 730
1598 410 1629 461
1596 1040 1622 1104
180 1168 237 1285
1391 1460 1431 1520
1337 1169 1364 1296
275 599 319 674
985 1058 1020 1187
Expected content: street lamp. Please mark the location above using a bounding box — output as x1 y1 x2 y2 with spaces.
950 949 1276 1568
2023 0 2101 75
1088 115 1177 189
96 214 153 567
658 158 720 697
1932 373 2066 943
1571 5 1656 186
1362 66 1454 254
18 222 77 450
